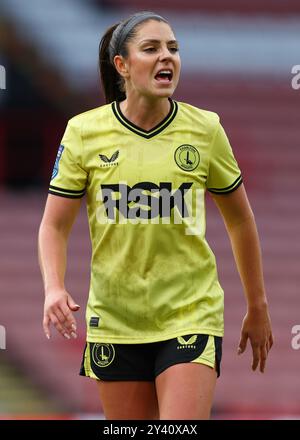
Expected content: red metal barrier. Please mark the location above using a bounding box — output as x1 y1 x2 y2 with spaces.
0 109 65 187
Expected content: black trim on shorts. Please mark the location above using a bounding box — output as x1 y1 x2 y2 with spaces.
214 336 222 377
79 344 87 377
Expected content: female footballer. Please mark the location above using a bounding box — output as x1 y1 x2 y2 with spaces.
38 11 273 420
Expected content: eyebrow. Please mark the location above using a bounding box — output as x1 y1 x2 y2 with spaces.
139 39 179 45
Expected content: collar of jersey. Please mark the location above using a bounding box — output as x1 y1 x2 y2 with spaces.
112 98 178 139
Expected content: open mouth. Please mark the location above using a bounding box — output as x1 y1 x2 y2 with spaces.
154 69 173 83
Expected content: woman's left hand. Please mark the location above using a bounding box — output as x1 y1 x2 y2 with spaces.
237 303 274 373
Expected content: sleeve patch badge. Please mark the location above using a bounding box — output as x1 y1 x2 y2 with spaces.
51 144 64 180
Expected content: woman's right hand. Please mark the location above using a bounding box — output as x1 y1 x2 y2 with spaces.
43 288 80 340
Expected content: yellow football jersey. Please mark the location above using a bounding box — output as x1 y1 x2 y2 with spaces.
49 99 242 343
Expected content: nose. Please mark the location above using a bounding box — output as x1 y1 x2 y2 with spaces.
159 45 172 61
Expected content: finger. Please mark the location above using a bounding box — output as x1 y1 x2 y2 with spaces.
269 333 274 350
53 308 74 337
266 336 273 353
60 304 76 328
53 304 77 338
60 304 77 337
238 333 248 355
251 344 260 371
259 346 267 373
49 313 71 340
67 296 80 312
43 315 51 339
53 308 67 326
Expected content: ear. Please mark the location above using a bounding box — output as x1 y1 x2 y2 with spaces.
114 55 129 79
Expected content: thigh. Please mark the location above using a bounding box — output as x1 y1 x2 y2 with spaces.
155 362 217 420
80 341 159 419
154 334 221 419
96 380 159 420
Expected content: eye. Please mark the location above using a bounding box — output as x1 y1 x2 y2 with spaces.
144 47 156 52
169 47 179 53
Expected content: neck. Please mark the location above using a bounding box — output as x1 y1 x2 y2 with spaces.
119 95 171 131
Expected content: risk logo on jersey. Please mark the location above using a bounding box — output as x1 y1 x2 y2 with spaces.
98 182 192 221
51 144 64 180
96 181 205 235
174 145 200 171
99 150 119 168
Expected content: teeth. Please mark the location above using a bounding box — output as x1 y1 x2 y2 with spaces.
158 70 172 74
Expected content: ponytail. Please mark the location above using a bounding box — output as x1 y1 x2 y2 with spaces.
99 24 126 104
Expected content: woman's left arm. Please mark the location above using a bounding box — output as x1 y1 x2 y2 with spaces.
210 183 274 373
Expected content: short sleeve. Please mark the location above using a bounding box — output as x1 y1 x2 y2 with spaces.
206 122 242 194
48 120 88 198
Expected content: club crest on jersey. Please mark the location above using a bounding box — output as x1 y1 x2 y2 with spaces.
174 145 200 171
51 144 64 180
99 150 119 168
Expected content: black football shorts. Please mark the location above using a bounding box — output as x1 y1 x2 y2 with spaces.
80 333 222 381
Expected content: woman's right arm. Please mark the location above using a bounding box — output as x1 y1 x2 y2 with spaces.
38 194 82 340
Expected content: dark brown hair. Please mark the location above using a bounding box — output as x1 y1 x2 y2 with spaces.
99 11 168 104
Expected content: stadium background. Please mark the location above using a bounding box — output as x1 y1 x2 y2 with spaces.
0 0 300 420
